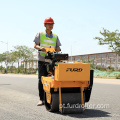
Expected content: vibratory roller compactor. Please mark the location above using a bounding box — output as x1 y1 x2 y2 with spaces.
41 48 94 114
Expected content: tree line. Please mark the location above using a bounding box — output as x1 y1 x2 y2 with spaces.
0 45 36 73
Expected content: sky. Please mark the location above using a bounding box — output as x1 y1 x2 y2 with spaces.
0 0 120 56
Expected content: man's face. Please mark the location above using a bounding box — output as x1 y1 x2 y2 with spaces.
45 23 54 31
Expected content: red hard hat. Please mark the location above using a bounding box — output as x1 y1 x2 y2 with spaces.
44 17 55 26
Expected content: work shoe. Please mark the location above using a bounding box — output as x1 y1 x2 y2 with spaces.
37 100 44 106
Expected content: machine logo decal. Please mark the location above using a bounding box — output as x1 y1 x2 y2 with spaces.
66 68 83 72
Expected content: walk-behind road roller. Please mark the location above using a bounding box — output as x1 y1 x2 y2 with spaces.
41 48 94 113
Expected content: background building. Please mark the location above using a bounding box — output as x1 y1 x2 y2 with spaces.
69 52 119 71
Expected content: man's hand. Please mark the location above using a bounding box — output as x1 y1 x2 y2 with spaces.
55 48 61 52
40 47 46 52
34 43 46 52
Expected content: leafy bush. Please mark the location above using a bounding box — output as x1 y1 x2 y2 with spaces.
16 68 21 73
90 64 95 69
107 66 114 71
0 66 5 70
116 74 120 79
96 65 106 71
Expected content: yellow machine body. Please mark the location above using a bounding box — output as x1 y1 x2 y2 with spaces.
55 62 90 81
42 62 90 90
42 62 91 111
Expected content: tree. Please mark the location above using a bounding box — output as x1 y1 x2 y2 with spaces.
0 54 5 72
0 54 4 64
9 51 17 72
13 45 35 73
2 51 10 72
94 28 120 53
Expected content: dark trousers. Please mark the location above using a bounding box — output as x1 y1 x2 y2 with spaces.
38 61 48 101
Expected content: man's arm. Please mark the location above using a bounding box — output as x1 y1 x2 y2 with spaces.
33 33 46 52
55 36 61 52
